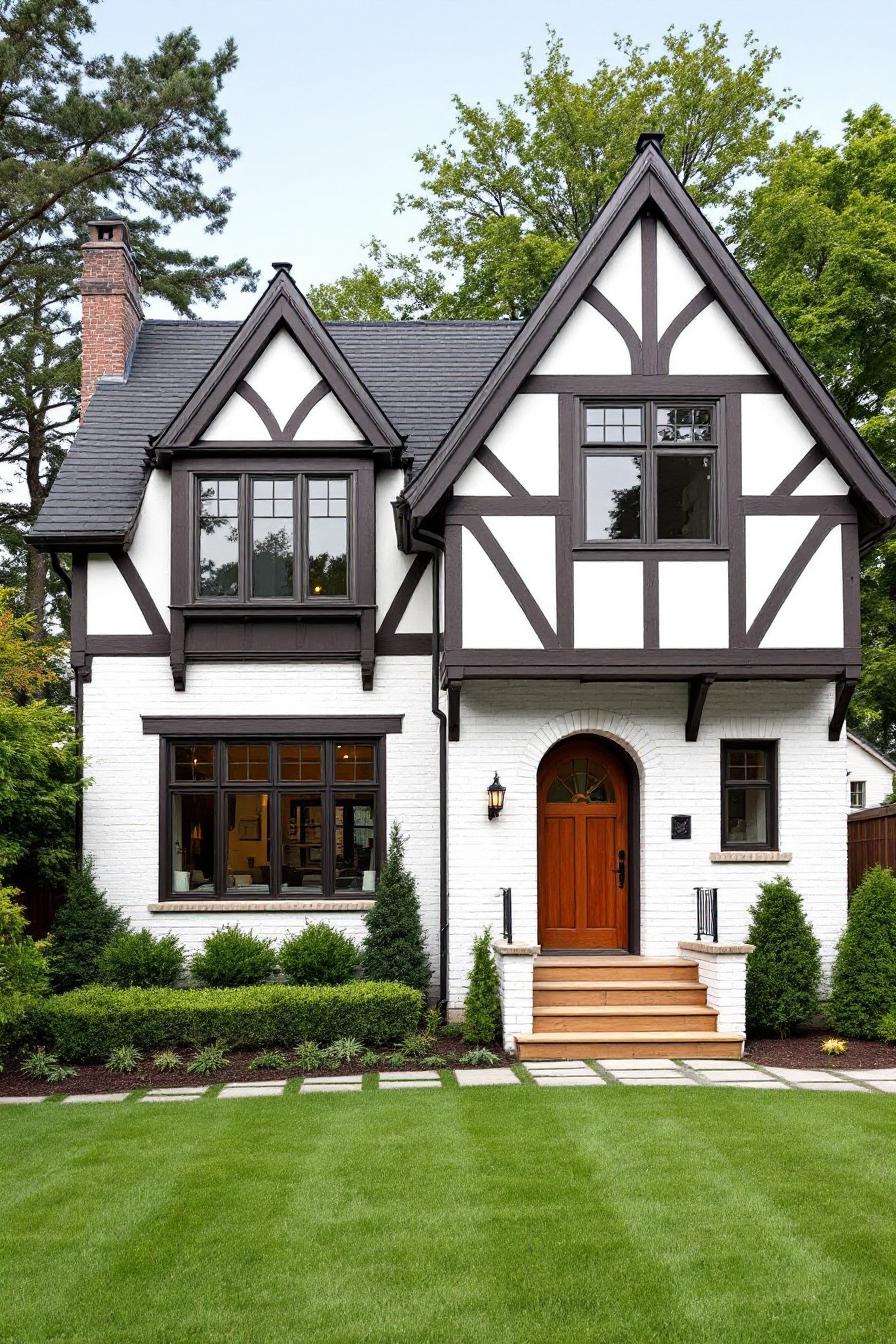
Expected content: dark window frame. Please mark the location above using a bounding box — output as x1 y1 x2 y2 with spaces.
162 735 385 901
193 467 356 605
578 398 725 550
720 740 778 851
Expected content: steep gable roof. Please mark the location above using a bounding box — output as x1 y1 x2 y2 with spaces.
153 266 403 452
401 141 896 548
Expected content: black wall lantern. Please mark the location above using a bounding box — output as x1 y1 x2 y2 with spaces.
487 772 506 820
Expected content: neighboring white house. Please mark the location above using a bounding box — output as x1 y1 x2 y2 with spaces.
29 134 896 1059
846 730 896 810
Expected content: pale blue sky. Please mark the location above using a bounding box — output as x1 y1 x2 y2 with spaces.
91 0 896 318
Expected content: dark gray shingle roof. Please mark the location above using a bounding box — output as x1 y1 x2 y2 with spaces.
31 317 522 543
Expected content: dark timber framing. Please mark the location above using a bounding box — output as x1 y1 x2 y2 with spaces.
375 553 431 655
686 675 715 741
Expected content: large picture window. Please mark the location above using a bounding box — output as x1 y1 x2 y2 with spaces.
167 737 381 899
195 472 351 602
582 402 718 546
721 741 777 850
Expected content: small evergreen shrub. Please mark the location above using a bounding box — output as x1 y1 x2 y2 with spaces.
153 1050 182 1072
363 822 431 991
249 1050 290 1071
99 930 185 988
463 929 502 1044
424 1006 442 1036
31 981 423 1061
828 866 896 1038
401 1031 433 1058
187 1042 230 1075
745 877 821 1037
0 891 48 996
190 927 278 988
47 860 125 991
880 1011 896 1044
279 924 359 986
20 1048 77 1083
459 1047 499 1066
106 1045 142 1072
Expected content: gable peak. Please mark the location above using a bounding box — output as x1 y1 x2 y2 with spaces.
635 130 665 157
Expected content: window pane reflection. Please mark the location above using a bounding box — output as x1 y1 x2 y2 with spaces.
280 795 322 891
334 793 376 891
307 478 348 596
198 478 239 597
585 455 642 540
226 792 270 892
252 478 294 598
172 793 215 892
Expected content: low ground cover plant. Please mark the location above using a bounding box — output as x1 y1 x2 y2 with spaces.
279 924 359 986
745 877 821 1037
293 1040 325 1071
30 981 423 1061
187 1042 230 1075
459 1047 499 1066
20 1048 77 1083
152 1050 182 1072
249 1050 290 1071
828 866 896 1038
105 1045 142 1072
99 930 185 989
190 927 278 988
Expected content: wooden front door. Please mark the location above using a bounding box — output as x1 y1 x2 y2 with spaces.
538 738 629 950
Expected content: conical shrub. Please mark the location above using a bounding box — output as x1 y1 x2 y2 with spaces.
745 876 821 1037
362 822 431 992
828 866 896 1038
463 929 501 1044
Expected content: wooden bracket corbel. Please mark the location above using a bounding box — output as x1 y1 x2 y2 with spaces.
829 675 857 742
447 681 461 742
685 675 715 742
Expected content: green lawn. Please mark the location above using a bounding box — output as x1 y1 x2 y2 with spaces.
2 1085 895 1343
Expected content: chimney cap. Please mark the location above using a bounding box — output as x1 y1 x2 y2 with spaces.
635 131 665 156
272 260 293 274
86 216 130 245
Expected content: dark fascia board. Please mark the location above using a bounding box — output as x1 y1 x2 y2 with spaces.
142 714 403 736
403 144 896 538
153 270 403 452
27 531 129 552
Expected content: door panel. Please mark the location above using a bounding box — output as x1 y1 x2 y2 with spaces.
538 738 629 950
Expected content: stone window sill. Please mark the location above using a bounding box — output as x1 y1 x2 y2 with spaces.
709 851 792 864
149 900 375 914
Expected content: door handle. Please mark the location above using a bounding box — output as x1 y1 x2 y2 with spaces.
616 850 626 888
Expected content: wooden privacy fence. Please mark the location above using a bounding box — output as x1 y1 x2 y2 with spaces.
847 804 896 892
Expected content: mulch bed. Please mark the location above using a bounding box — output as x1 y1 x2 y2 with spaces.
745 1031 896 1070
0 1034 513 1097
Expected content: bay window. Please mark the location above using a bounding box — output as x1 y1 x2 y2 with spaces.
167 737 382 899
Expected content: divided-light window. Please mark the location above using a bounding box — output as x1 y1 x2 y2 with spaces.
582 402 718 545
168 738 381 900
197 473 351 601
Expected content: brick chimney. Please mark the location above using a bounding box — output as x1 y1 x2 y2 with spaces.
80 217 143 412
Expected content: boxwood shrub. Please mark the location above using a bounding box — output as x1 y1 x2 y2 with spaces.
29 981 422 1062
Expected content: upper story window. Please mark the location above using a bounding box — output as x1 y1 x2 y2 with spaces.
582 402 718 546
196 472 351 602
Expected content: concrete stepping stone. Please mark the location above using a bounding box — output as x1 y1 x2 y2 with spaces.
145 1086 209 1096
302 1075 362 1085
378 1071 440 1082
762 1068 849 1083
597 1058 677 1070
0 1095 46 1104
379 1079 442 1089
533 1074 605 1087
617 1075 697 1086
841 1068 896 1081
62 1093 130 1104
722 1080 788 1089
682 1059 753 1071
219 1081 287 1098
794 1080 866 1092
455 1067 520 1087
863 1080 896 1093
300 1081 362 1093
140 1093 202 1102
691 1069 766 1083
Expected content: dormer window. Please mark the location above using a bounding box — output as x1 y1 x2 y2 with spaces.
580 401 718 547
194 471 353 602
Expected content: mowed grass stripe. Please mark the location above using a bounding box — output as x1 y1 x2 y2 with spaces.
1 1088 895 1343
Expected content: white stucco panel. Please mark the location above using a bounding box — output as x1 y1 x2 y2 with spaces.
484 393 559 496
87 554 151 635
573 561 644 648
593 223 642 337
741 394 816 495
794 458 849 496
532 300 631 376
668 301 766 376
294 390 363 441
375 468 410 618
128 471 171 628
200 390 268 441
744 515 815 628
453 457 510 496
659 561 729 648
484 515 557 629
461 527 542 648
396 565 432 634
760 526 844 648
243 329 320 427
656 220 705 338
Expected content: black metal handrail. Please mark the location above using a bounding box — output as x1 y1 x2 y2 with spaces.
501 887 513 944
695 886 719 943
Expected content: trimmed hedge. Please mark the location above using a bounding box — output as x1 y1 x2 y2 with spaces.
29 981 423 1062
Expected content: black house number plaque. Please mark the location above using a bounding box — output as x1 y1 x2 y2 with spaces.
671 815 691 840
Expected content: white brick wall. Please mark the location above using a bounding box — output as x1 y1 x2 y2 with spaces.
445 680 847 1009
82 657 440 978
494 943 537 1051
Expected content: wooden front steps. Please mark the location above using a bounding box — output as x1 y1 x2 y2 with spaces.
515 955 744 1061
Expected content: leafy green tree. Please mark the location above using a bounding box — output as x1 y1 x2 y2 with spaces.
828 866 896 1038
463 930 502 1045
362 822 431 992
309 24 795 320
745 876 821 1037
0 1 257 633
0 591 82 891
